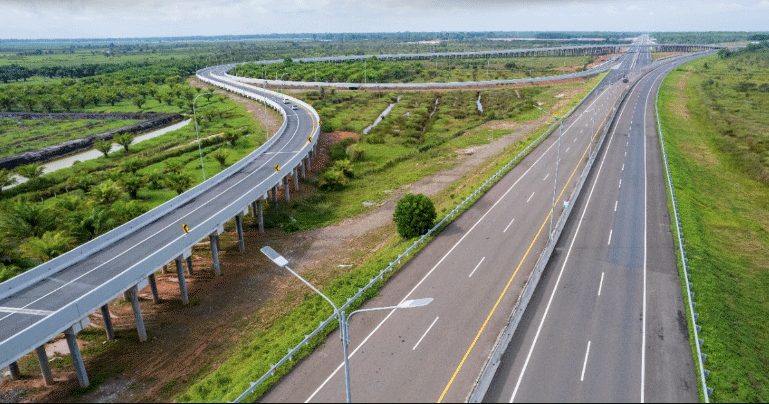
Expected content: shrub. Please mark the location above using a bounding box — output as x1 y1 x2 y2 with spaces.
393 193 436 239
319 168 347 191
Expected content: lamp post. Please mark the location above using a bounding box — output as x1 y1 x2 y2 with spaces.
193 92 213 181
260 246 432 403
534 104 563 239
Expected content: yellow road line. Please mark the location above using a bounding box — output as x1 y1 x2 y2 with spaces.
437 112 608 402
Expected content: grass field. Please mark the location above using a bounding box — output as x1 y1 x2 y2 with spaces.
658 48 769 402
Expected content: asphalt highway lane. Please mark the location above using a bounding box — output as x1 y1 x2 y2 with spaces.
483 45 701 403
259 49 639 403
0 70 318 364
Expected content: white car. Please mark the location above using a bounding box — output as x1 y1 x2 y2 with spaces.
282 97 290 104
291 104 298 110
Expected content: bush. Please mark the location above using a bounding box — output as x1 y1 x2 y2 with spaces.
319 168 347 191
393 193 436 239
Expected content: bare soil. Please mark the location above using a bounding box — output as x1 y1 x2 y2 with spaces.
1 80 558 404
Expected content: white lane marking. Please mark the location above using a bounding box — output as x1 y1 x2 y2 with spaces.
627 141 629 146
504 218 516 233
543 173 549 181
307 78 618 403
573 136 578 142
625 151 627 157
614 200 618 212
622 163 625 171
526 192 536 203
509 88 629 403
413 317 439 351
565 147 570 154
468 257 486 278
598 272 605 296
0 307 54 316
581 340 591 381
0 91 312 326
580 129 584 134
608 229 613 245
619 179 622 188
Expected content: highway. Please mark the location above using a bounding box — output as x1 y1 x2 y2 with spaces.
0 67 319 378
259 44 642 403
483 39 701 402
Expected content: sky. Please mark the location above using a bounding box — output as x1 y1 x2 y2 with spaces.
0 0 767 40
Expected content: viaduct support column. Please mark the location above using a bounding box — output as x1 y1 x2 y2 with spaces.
35 346 53 385
127 285 147 342
175 257 189 305
301 159 307 179
100 304 115 340
65 327 89 388
235 213 245 253
185 256 194 276
8 361 20 379
257 200 265 233
148 274 160 304
284 177 290 202
294 167 299 191
210 234 221 276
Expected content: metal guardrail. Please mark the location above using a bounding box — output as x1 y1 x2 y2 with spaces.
0 67 319 371
655 76 712 402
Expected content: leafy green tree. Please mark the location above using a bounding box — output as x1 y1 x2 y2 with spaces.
210 148 229 168
0 201 59 242
319 168 348 191
118 173 146 199
58 95 74 112
120 158 143 173
0 168 17 193
145 168 164 190
110 199 148 225
223 129 242 147
113 132 134 152
0 263 22 283
163 159 184 173
94 139 113 157
163 171 193 195
88 179 124 205
67 205 115 242
15 163 44 180
132 96 146 109
21 231 75 263
393 193 436 238
334 159 354 178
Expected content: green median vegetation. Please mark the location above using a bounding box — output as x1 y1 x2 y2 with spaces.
658 42 769 402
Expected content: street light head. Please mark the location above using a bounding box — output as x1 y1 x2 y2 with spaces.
261 246 289 267
398 298 433 309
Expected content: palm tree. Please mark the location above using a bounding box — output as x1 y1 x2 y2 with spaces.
0 168 17 194
113 132 134 152
118 173 146 199
210 148 229 168
20 231 75 263
15 163 44 180
93 139 113 158
163 172 193 195
88 179 124 205
67 205 115 242
0 201 59 242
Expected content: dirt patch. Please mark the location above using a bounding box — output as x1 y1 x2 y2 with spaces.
2 86 548 404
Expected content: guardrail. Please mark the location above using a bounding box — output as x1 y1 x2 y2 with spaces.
0 66 319 372
655 76 712 402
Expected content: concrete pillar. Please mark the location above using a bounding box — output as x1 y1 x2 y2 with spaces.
148 274 160 304
301 160 307 178
284 176 290 202
35 346 53 385
8 361 20 379
272 186 278 203
185 256 193 276
235 215 245 253
175 257 189 305
257 200 264 233
162 264 170 274
210 234 221 276
293 167 299 191
127 286 147 342
100 305 115 340
65 327 89 388
251 201 257 218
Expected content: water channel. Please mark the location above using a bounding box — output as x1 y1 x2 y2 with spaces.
362 95 403 135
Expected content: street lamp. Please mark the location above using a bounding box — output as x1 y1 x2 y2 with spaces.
260 246 432 403
193 92 213 181
534 104 563 239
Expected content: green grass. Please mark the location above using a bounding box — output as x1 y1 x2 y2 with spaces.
658 52 769 402
0 118 142 158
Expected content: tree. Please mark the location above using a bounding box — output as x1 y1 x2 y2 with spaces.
113 132 134 152
319 168 347 191
67 205 115 242
15 163 44 180
20 231 75 263
0 201 59 242
0 168 17 193
120 158 143 173
93 139 113 157
210 148 229 168
118 173 146 199
393 193 436 239
88 179 124 205
132 96 146 109
223 129 242 147
163 172 193 195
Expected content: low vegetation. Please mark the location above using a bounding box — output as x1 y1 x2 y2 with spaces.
658 42 769 402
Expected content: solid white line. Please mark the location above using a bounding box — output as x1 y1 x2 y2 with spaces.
527 192 535 203
503 217 516 233
413 317 439 351
598 272 605 296
0 307 53 316
608 229 613 245
581 340 591 381
469 257 486 278
307 79 617 403
509 90 629 403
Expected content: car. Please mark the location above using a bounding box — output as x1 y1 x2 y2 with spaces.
291 104 298 110
622 77 629 83
282 97 290 104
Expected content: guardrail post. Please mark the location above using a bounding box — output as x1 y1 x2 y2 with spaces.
235 214 246 253
257 200 265 233
175 257 189 305
148 273 161 303
100 304 115 340
7 361 20 379
127 285 147 342
210 234 222 276
35 346 53 385
65 327 89 388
